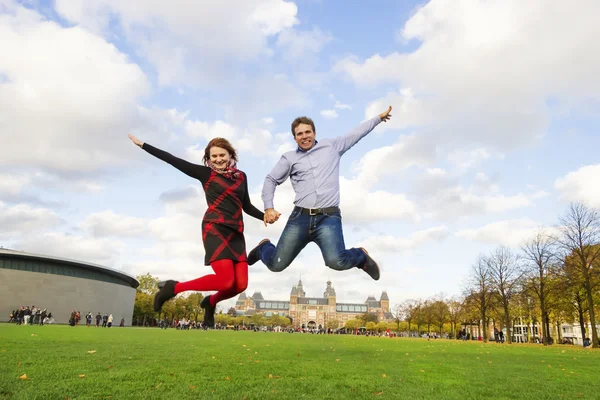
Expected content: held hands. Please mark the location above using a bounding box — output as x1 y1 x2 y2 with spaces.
378 106 392 122
128 133 144 148
264 208 281 227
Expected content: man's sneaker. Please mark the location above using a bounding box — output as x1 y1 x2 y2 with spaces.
201 295 216 328
154 280 178 312
247 239 270 266
359 248 380 281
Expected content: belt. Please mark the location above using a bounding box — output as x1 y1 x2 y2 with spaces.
295 206 340 216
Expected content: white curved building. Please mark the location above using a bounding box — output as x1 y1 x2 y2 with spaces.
0 249 138 325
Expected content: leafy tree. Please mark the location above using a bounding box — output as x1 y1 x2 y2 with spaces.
136 273 159 295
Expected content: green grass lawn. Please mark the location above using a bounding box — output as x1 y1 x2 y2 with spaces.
0 324 598 399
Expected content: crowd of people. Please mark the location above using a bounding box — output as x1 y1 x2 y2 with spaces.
69 311 125 328
8 306 53 325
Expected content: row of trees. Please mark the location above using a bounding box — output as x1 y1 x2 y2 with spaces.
395 203 600 347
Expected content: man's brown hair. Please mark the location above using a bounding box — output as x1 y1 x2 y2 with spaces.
291 116 315 137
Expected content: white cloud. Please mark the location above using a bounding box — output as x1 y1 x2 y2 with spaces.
320 109 338 119
0 173 30 199
447 148 491 170
276 26 332 62
0 2 150 176
13 232 125 266
359 226 449 254
555 164 600 208
185 120 237 141
340 178 419 224
0 202 61 239
80 210 148 238
336 0 600 151
456 218 559 248
354 133 437 187
423 188 547 220
334 101 352 110
55 0 299 87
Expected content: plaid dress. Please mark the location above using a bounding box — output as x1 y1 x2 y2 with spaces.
143 143 264 265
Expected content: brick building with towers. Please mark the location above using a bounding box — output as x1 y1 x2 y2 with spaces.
234 278 392 329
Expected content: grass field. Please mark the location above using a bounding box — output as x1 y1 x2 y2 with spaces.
0 324 598 399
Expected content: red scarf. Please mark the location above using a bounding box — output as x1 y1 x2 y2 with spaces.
206 159 241 179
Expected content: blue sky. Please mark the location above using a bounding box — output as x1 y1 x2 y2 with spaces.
1 0 599 312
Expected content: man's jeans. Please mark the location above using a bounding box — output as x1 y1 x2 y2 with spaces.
258 208 366 272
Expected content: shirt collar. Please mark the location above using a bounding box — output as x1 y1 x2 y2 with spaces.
296 139 318 153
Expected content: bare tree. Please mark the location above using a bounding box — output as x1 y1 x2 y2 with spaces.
465 255 494 342
447 297 464 339
487 246 523 344
401 299 419 336
558 202 600 348
521 230 558 345
432 295 449 337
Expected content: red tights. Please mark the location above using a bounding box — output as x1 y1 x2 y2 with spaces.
174 259 248 307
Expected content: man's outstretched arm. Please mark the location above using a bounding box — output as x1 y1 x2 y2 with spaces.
332 106 392 155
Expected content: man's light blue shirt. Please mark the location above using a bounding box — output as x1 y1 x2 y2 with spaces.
262 116 382 210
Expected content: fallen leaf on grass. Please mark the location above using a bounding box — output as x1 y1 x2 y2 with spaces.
87 350 97 354
226 376 231 381
155 383 163 389
78 374 85 378
107 366 113 369
374 392 383 396
335 359 340 362
19 374 28 380
255 360 260 363
297 353 300 357
269 374 273 378
212 356 216 359
31 334 37 337
420 370 425 373
382 374 387 378
17 362 21 367
189 385 195 389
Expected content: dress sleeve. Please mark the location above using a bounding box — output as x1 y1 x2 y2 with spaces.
242 172 265 221
142 143 211 183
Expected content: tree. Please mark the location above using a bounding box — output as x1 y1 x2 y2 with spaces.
393 304 403 331
249 313 264 327
136 273 159 296
360 312 378 324
377 321 388 332
432 297 449 337
521 230 559 345
558 202 600 348
326 320 340 330
345 319 361 330
401 299 419 335
422 300 435 336
366 321 377 332
465 255 494 342
447 297 464 339
487 246 523 344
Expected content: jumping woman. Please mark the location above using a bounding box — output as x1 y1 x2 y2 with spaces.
128 134 264 327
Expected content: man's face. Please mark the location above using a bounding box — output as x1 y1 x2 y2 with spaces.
294 123 316 151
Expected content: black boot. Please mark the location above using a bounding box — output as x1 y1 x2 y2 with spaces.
154 280 178 312
359 248 380 281
247 239 270 266
201 295 215 328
